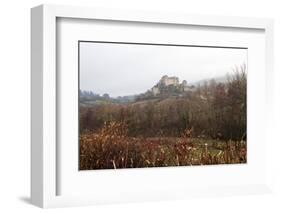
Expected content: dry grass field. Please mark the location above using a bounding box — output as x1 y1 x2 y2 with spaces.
80 121 246 170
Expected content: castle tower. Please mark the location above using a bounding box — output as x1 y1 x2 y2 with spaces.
160 75 179 86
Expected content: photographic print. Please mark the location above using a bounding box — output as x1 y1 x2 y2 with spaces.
79 41 247 170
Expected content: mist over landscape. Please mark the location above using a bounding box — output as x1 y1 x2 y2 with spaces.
80 42 247 97
79 42 247 170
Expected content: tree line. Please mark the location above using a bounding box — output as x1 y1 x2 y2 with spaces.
80 65 246 141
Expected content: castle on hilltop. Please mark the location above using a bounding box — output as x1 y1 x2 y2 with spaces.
151 75 195 96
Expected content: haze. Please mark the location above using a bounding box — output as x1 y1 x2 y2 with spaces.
80 42 247 97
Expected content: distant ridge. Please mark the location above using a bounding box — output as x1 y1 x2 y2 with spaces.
80 74 229 105
191 75 228 86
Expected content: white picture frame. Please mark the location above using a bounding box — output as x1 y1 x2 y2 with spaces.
31 4 274 208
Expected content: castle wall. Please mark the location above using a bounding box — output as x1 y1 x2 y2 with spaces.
161 76 179 86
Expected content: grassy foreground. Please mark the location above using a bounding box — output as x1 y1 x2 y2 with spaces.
79 122 247 170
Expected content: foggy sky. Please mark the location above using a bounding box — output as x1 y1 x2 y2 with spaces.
80 42 247 97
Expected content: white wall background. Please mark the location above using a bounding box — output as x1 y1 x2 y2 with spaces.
0 0 280 212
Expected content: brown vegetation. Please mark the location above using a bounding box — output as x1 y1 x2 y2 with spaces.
79 121 246 170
